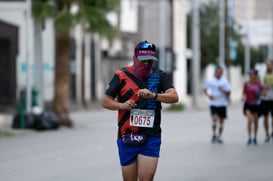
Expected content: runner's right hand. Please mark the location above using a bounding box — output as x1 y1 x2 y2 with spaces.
119 100 136 110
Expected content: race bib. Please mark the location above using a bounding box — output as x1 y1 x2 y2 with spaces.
130 109 155 128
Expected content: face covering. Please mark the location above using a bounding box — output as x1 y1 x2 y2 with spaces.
132 56 153 80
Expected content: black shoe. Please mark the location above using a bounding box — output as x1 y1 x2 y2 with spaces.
211 135 217 143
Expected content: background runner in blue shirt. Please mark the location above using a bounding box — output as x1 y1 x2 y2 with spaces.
204 65 231 144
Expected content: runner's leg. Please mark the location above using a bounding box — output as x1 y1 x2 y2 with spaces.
121 161 138 181
212 115 218 136
137 154 158 181
253 113 259 140
264 115 270 140
246 110 253 139
218 118 224 138
271 115 273 138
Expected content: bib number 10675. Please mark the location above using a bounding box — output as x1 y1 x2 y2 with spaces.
130 109 155 128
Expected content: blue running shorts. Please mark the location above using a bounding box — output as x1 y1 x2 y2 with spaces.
117 136 161 166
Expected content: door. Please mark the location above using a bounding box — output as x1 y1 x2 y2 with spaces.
0 20 18 109
0 38 13 105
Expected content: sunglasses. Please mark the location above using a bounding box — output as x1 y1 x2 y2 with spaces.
140 42 155 49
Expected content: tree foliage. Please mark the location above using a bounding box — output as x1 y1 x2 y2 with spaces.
32 0 118 39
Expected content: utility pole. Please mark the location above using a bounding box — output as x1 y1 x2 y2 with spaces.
244 0 251 74
191 0 200 108
26 0 33 113
34 21 44 110
172 0 187 103
219 0 225 67
159 0 166 71
224 0 231 80
269 2 273 59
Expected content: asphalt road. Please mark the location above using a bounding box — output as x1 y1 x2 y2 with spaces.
1 102 273 181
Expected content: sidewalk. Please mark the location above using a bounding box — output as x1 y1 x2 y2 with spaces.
0 100 103 136
0 100 242 136
0 113 37 137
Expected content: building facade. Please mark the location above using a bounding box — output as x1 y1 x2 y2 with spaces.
0 0 188 112
0 1 55 111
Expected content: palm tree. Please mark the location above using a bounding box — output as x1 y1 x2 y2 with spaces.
32 0 118 127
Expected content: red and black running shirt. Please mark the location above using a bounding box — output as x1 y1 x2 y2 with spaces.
105 66 174 138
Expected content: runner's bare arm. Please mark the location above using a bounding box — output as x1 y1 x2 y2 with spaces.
154 88 178 103
204 88 209 97
102 95 136 110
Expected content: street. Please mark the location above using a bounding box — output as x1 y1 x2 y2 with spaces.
1 102 273 181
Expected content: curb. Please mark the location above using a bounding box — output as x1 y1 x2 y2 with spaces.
0 114 35 137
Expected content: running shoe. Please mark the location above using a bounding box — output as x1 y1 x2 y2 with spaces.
217 137 223 144
247 138 252 145
211 135 217 143
265 136 270 143
253 138 257 145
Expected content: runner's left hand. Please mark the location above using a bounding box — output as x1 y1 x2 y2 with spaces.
138 89 155 99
